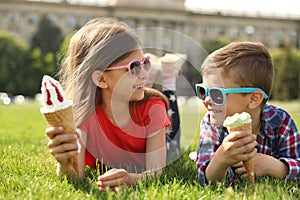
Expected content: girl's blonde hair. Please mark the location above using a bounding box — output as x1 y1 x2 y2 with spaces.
59 17 168 126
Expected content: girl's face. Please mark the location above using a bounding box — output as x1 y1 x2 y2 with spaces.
202 68 251 126
104 50 149 102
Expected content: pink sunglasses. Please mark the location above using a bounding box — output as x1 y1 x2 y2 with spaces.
106 56 151 77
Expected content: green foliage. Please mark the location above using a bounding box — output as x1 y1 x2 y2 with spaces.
31 15 63 55
272 47 300 100
0 103 299 199
25 48 57 96
56 32 73 66
0 32 28 95
0 31 57 96
202 37 230 54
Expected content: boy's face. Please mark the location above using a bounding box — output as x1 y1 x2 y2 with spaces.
202 69 251 126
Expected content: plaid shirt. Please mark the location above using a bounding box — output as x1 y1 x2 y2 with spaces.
196 104 300 186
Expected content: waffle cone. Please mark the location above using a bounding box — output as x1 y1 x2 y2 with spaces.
227 123 255 184
42 106 79 176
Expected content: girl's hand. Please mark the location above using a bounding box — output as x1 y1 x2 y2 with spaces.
45 126 80 166
214 130 257 169
97 168 138 192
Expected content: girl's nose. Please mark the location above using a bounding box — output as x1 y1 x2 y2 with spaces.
138 66 149 79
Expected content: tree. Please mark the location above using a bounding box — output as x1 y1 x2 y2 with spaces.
0 32 28 95
202 37 230 54
25 49 57 96
0 32 57 97
31 15 63 55
272 46 300 101
56 32 73 66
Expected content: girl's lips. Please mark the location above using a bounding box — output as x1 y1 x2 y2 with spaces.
133 83 146 89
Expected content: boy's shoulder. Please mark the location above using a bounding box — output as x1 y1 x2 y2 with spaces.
262 103 294 128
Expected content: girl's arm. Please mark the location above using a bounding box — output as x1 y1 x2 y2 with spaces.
144 127 167 176
97 128 166 191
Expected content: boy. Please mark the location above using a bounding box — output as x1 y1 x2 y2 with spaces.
195 41 300 185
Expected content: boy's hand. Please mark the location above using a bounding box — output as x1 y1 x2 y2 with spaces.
232 162 248 178
214 130 257 169
233 153 268 178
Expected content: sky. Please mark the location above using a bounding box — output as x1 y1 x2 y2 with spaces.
29 0 300 18
185 0 300 18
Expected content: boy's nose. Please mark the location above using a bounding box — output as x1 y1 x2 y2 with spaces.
203 96 212 107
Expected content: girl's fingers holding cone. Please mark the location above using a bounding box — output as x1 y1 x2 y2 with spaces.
49 140 80 165
50 141 79 154
54 150 79 164
45 126 64 139
48 133 78 149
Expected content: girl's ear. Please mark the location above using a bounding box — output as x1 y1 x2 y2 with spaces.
248 90 264 109
92 70 108 89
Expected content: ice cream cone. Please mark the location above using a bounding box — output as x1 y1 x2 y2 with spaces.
40 75 80 177
227 123 254 184
42 106 75 134
42 106 80 176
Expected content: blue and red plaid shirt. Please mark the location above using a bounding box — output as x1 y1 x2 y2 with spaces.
196 104 300 186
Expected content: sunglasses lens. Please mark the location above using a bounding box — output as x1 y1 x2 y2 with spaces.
198 86 206 100
143 57 151 72
210 89 223 105
130 61 141 76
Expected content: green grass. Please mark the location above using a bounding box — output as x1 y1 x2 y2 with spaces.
0 101 299 199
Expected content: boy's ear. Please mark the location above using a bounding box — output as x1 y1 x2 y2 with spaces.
92 70 108 89
248 90 264 109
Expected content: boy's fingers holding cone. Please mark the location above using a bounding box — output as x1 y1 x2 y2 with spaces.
224 112 256 184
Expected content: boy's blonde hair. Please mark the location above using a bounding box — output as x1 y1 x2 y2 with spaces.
202 42 274 105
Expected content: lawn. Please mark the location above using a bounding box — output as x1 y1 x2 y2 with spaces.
0 101 299 199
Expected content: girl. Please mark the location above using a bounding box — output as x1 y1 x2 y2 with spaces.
45 17 170 191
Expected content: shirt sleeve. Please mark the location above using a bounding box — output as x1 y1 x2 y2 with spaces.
277 116 300 181
146 99 171 136
196 114 219 186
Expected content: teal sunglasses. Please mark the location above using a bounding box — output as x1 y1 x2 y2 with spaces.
195 83 268 106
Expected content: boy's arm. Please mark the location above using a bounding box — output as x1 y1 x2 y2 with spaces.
196 115 218 186
256 113 300 180
204 130 257 185
204 151 229 184
277 118 300 180
254 153 288 178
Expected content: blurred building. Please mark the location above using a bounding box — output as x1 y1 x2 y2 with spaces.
1 0 300 95
1 0 299 49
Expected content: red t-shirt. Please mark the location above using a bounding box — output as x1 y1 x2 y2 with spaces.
78 98 170 172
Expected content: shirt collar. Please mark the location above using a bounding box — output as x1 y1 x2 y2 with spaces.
262 104 285 129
